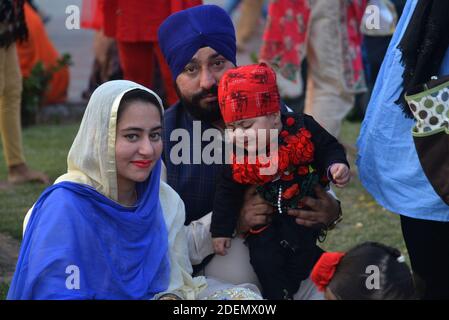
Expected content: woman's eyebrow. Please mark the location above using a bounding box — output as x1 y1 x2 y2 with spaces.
121 125 162 132
150 125 162 132
121 127 144 132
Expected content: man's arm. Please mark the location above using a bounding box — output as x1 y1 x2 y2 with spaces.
185 185 341 265
236 185 275 234
237 185 341 232
287 184 342 228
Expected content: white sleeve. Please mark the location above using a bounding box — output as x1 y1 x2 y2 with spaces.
160 160 167 182
185 212 215 265
158 182 207 299
327 186 340 201
159 160 214 266
23 206 34 237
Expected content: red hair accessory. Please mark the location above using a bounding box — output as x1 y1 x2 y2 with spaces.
218 63 280 124
311 252 346 292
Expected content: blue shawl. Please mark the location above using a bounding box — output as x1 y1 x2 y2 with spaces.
7 160 170 300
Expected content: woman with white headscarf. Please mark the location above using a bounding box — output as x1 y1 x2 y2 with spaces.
7 80 207 299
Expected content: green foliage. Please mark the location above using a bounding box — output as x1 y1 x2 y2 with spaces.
0 282 9 300
250 51 259 64
21 53 72 127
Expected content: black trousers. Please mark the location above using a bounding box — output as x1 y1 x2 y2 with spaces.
245 215 322 300
400 215 449 300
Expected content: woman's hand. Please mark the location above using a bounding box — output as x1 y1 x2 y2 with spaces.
288 184 341 228
236 185 275 235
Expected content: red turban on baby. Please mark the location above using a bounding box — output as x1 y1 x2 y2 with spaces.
218 63 281 124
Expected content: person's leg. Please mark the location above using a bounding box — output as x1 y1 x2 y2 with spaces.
400 215 449 299
246 223 298 299
0 45 48 185
154 43 178 106
304 0 355 138
224 0 242 15
0 46 25 168
364 35 391 88
203 236 261 288
0 47 7 189
278 215 323 300
117 41 154 89
236 0 265 50
272 216 326 300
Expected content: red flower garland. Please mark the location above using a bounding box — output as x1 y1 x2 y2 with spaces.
297 166 309 176
231 122 315 187
286 117 296 127
231 153 276 185
282 184 299 199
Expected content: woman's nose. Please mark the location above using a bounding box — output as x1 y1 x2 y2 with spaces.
139 139 155 157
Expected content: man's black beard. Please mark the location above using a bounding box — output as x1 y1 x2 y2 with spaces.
175 84 223 123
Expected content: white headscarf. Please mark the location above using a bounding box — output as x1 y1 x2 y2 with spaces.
55 80 164 202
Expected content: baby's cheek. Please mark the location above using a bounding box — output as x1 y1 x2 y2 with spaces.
224 130 236 143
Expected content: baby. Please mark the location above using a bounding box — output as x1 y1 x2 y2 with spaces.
211 63 350 299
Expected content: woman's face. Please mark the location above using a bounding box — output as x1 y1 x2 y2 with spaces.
115 101 163 186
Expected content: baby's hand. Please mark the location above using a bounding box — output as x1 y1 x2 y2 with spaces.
213 237 231 256
329 163 350 188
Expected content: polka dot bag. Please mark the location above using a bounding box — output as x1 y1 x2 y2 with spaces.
405 75 449 205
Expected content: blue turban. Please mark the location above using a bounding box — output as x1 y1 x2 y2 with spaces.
158 5 236 80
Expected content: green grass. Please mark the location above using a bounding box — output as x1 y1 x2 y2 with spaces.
0 123 79 300
321 121 408 263
0 124 79 240
0 120 409 299
0 282 9 299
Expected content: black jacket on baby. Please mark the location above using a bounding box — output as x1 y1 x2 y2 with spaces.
211 112 348 299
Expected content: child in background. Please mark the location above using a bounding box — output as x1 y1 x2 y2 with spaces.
211 63 350 299
311 242 416 300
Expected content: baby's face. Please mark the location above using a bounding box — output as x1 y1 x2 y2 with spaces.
226 112 281 154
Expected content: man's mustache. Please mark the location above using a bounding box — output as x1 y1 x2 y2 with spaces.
192 85 218 102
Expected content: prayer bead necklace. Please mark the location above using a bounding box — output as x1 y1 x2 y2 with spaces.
277 186 283 214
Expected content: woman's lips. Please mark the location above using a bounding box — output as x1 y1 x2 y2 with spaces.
131 160 152 169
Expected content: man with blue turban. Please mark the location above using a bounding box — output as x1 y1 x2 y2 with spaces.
158 4 342 300
158 4 237 124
